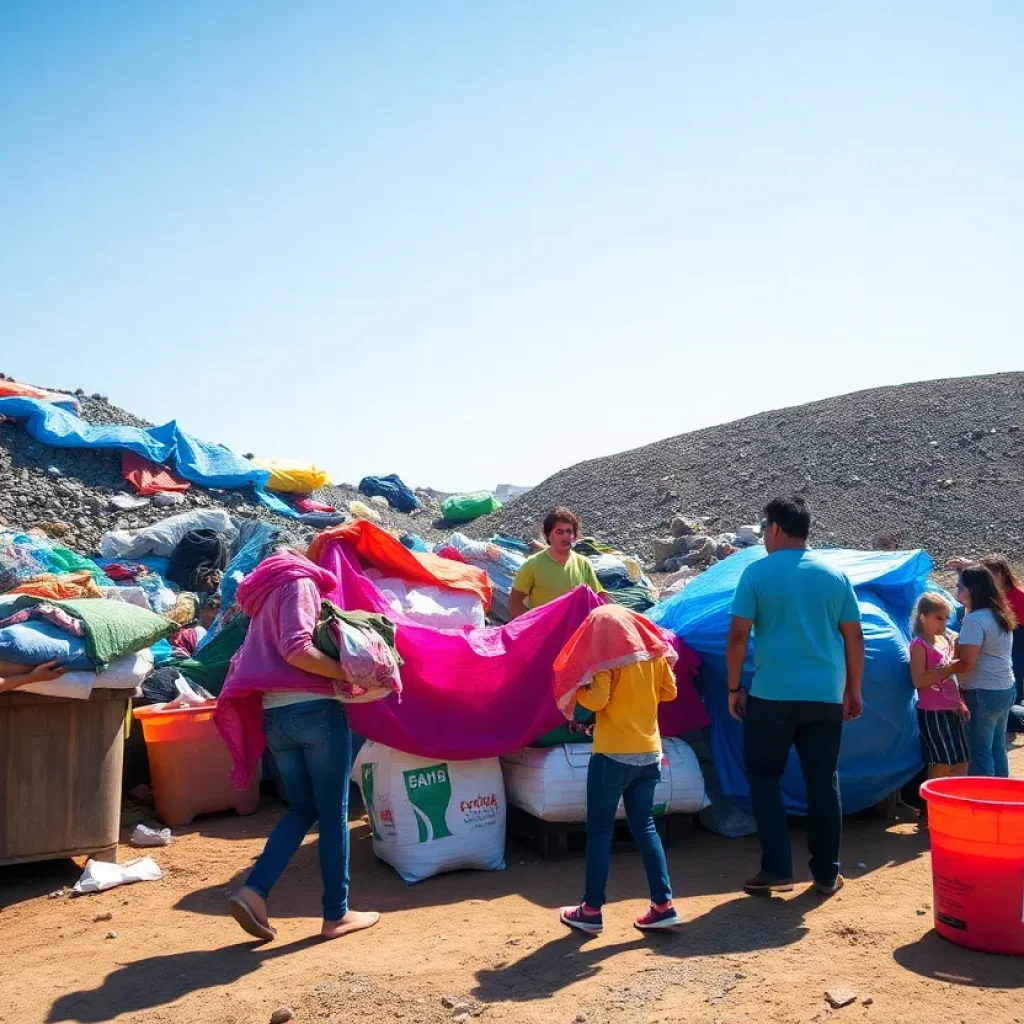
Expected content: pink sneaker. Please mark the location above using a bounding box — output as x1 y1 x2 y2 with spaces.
635 905 683 931
559 904 603 934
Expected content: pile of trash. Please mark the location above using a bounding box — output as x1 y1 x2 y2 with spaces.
0 377 457 556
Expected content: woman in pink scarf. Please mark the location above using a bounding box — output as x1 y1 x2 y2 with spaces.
221 549 380 943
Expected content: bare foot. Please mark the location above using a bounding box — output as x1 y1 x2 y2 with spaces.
321 910 380 940
228 887 276 942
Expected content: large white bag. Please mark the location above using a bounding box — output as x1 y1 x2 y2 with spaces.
352 741 506 884
17 648 154 700
500 738 710 823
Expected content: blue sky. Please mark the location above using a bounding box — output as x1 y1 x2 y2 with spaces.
2 2 1021 492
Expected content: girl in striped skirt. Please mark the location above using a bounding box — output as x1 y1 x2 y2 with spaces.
909 593 969 816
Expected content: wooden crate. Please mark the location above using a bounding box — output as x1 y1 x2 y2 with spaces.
0 688 129 866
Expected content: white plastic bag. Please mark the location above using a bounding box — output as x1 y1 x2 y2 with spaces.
100 509 236 560
130 825 172 847
352 741 506 884
73 857 163 894
500 738 710 823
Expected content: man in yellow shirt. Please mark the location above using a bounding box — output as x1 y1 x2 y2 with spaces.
508 507 604 618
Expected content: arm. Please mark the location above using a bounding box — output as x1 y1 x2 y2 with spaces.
838 621 865 721
508 590 529 620
575 669 612 712
509 562 534 620
278 580 350 681
726 616 753 720
946 644 979 677
657 658 678 704
0 659 66 693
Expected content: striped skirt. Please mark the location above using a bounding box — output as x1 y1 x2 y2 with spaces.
918 708 969 766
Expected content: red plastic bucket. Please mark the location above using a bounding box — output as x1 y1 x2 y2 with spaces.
921 777 1024 955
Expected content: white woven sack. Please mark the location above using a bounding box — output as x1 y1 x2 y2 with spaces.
352 741 506 883
500 738 710 823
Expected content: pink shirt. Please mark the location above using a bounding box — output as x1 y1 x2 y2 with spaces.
223 578 336 699
911 636 961 712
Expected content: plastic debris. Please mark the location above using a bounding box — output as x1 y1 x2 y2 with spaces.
73 856 164 894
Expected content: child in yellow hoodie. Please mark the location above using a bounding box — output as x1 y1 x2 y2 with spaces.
554 605 683 934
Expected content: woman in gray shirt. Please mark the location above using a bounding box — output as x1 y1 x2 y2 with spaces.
954 565 1017 776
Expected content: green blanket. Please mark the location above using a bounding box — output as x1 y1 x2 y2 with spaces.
55 598 176 671
313 601 402 665
171 614 250 696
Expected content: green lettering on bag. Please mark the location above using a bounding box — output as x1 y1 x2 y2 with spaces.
361 764 379 839
402 764 454 842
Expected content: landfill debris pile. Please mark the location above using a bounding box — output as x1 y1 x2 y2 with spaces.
0 385 450 555
468 372 1024 567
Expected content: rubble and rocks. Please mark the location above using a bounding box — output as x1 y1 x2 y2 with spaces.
468 372 1024 568
0 390 451 556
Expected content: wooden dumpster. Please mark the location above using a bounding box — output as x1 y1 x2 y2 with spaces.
0 688 129 866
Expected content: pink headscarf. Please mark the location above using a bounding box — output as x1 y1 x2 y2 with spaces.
235 550 336 617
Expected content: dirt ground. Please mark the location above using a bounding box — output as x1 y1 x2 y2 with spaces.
3 746 1022 1024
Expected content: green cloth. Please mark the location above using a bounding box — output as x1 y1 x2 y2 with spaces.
573 537 616 557
605 584 657 614
313 601 402 665
54 598 176 671
171 614 250 696
531 706 595 747
47 545 111 583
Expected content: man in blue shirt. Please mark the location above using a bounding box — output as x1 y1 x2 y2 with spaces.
727 495 864 897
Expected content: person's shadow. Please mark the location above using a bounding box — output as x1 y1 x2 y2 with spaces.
473 889 818 1004
47 937 319 1023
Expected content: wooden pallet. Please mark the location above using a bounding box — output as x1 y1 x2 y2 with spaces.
507 804 694 860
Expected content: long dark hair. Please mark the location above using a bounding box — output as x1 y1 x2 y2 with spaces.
958 564 1017 634
980 553 1020 592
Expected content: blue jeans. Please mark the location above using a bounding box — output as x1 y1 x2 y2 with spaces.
743 697 844 884
246 700 352 921
963 687 1015 777
583 754 673 910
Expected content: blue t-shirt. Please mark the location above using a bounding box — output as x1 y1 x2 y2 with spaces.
731 549 861 703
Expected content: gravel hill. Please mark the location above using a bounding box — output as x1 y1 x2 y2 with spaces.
469 372 1024 566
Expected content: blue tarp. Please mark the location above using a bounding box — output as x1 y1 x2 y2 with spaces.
649 546 935 814
0 397 269 490
0 397 337 524
358 474 419 513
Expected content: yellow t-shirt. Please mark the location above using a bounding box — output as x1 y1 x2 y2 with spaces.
575 658 678 754
511 549 604 608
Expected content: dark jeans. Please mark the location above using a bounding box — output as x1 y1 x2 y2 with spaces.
247 700 352 921
584 754 673 910
743 697 844 884
963 687 1015 777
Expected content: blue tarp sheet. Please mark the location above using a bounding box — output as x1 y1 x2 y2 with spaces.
0 397 337 525
0 397 269 490
649 546 934 814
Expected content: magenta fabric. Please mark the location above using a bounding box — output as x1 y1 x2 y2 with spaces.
658 634 711 736
216 553 341 786
215 537 710 789
294 497 337 514
316 538 606 760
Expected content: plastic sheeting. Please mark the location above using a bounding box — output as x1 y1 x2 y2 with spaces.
0 397 268 490
649 546 933 814
359 474 420 513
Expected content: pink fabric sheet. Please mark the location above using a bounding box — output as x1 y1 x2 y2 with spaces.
215 536 710 788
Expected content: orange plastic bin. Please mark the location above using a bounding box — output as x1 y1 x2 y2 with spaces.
134 702 260 827
921 776 1024 956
